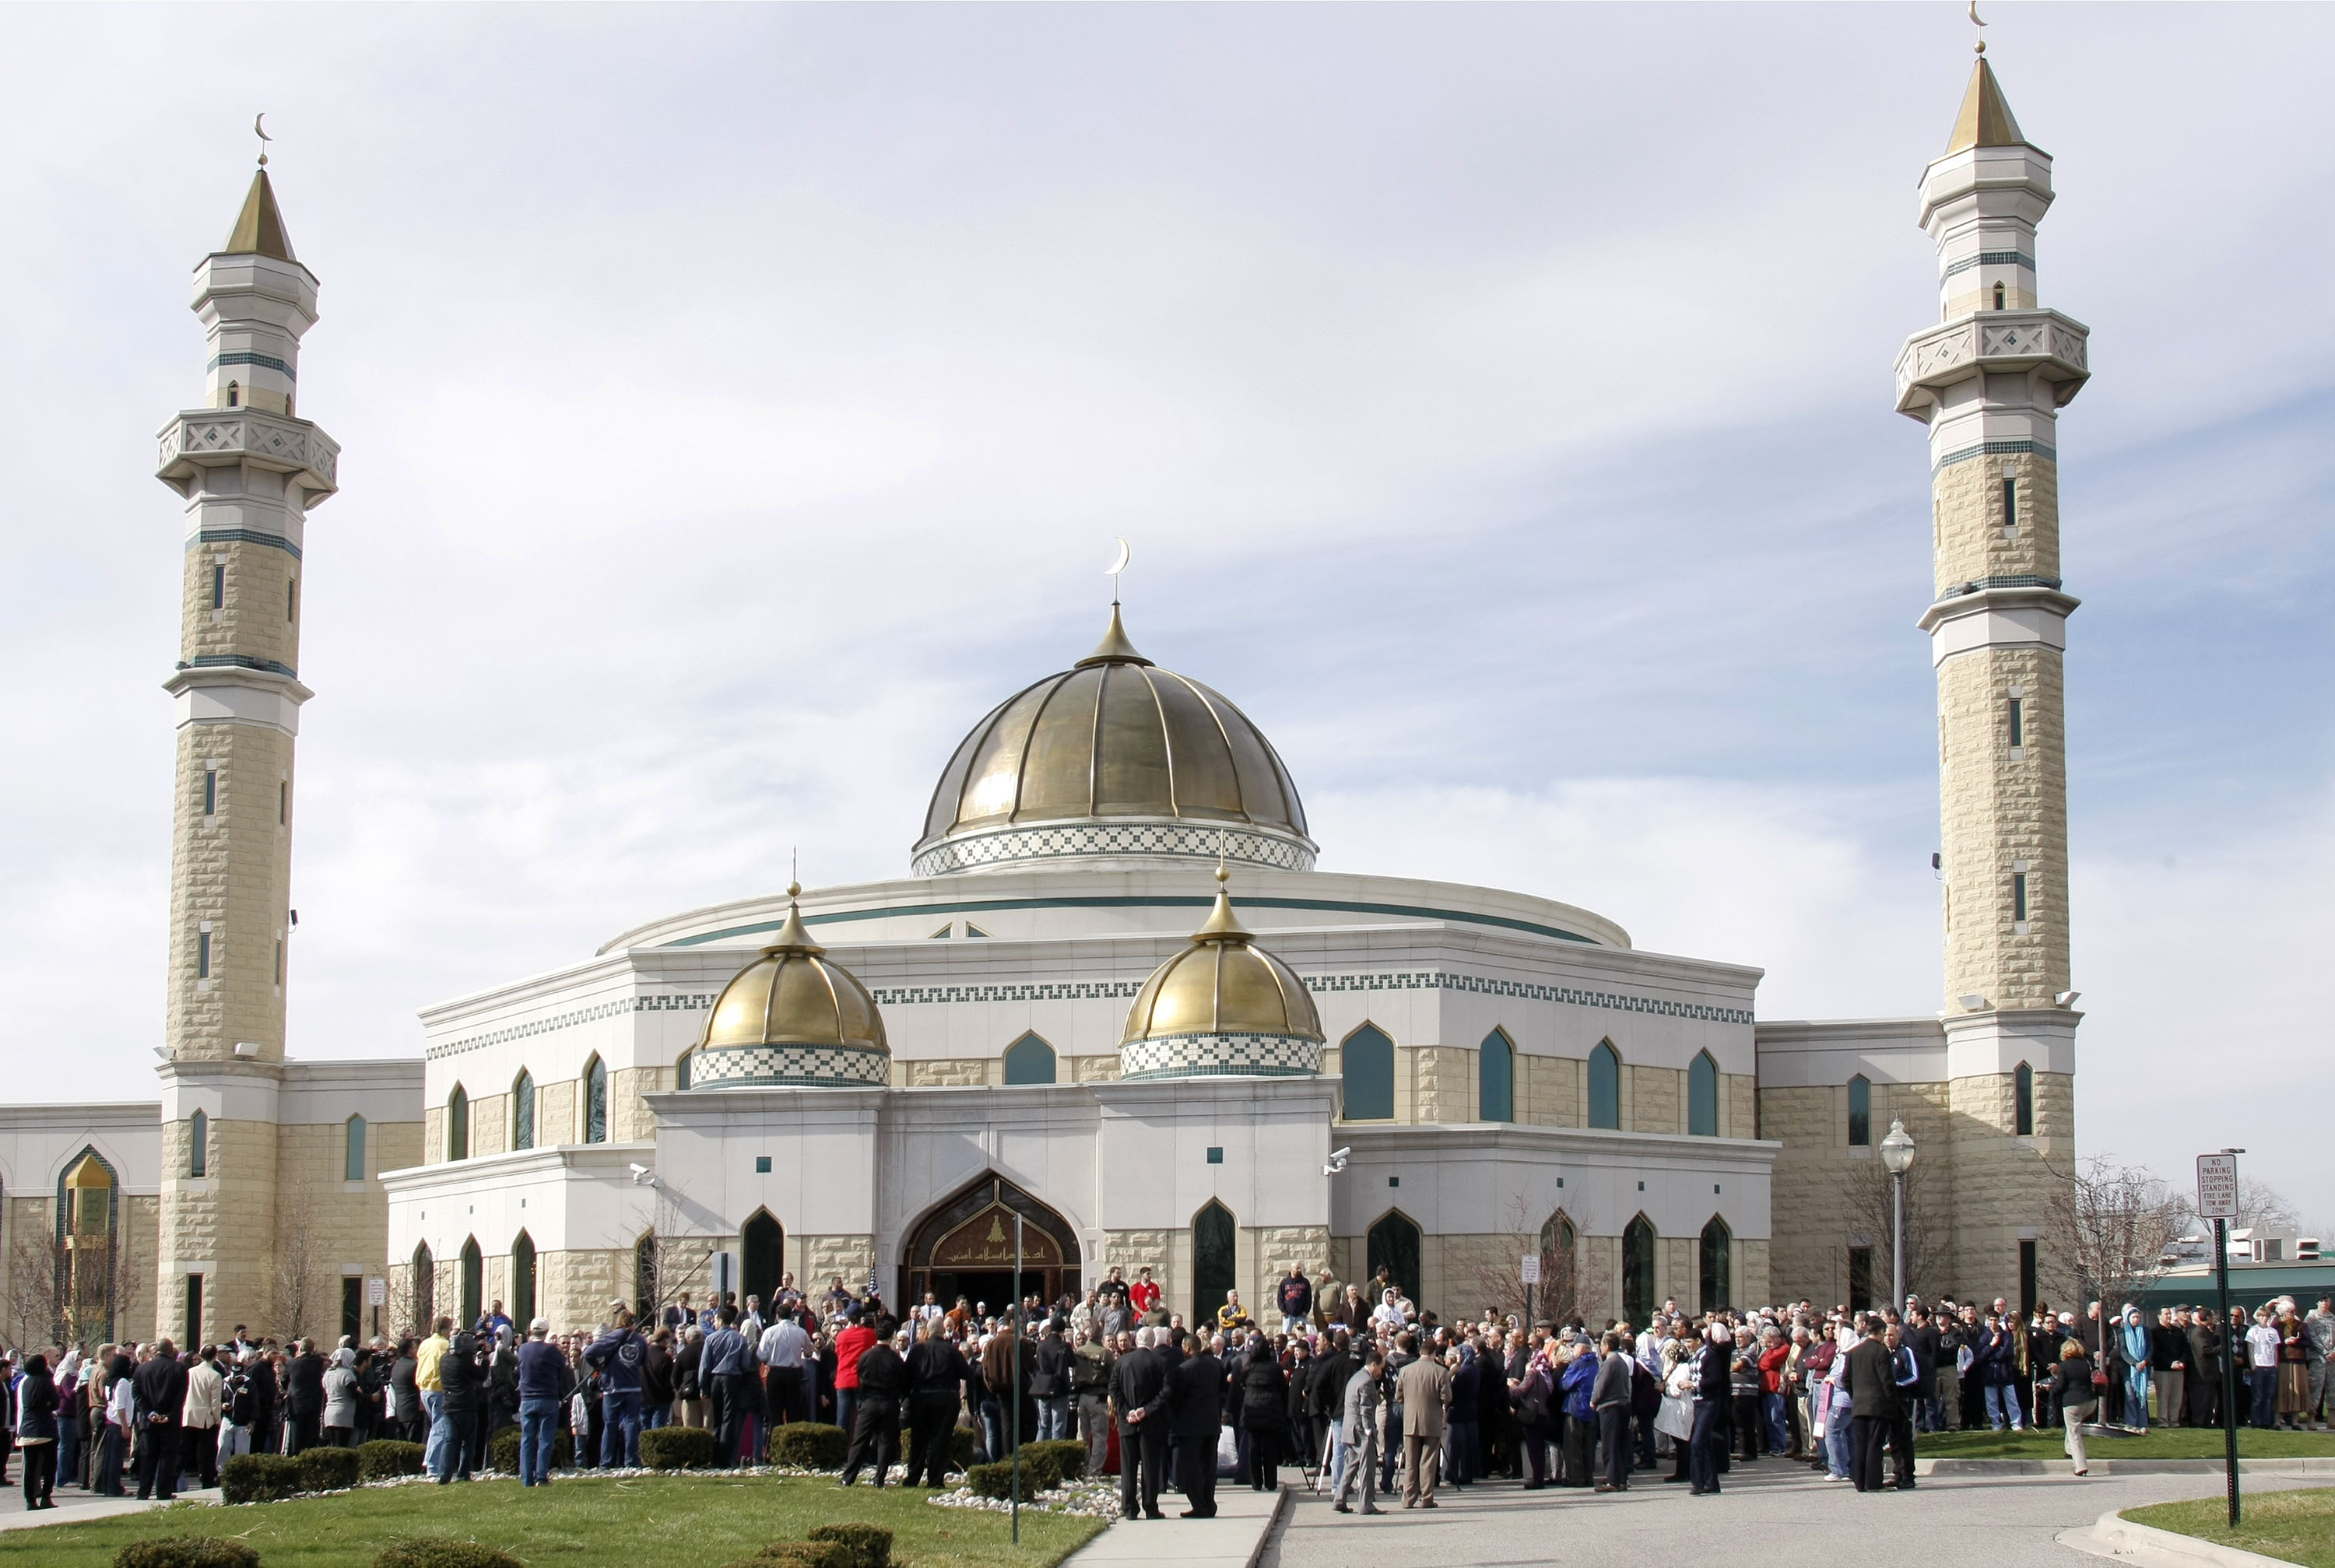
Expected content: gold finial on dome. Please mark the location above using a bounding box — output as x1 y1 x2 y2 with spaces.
1193 851 1248 940
1075 602 1152 668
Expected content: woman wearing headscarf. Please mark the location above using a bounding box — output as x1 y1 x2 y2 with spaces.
14 1353 59 1509
2277 1301 2312 1430
2118 1307 2153 1430
321 1348 363 1449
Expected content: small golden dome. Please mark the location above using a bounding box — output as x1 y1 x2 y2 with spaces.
694 884 890 1088
914 607 1313 876
1120 868 1323 1074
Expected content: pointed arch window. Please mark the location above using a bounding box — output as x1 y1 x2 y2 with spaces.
741 1210 783 1308
1623 1214 1657 1325
675 1049 693 1092
344 1114 366 1181
1688 1051 1719 1136
1993 282 2007 310
1847 1075 1871 1147
459 1237 483 1329
1340 1024 1395 1121
584 1056 609 1144
2014 1061 2035 1136
1193 1201 1238 1326
1367 1209 1423 1307
511 1230 537 1325
1003 1032 1058 1086
412 1240 435 1328
188 1110 208 1178
511 1071 535 1151
225 381 240 408
1700 1215 1733 1313
1589 1042 1620 1129
1479 1030 1514 1123
447 1086 469 1161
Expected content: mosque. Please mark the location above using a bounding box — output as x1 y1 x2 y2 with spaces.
0 51 2087 1351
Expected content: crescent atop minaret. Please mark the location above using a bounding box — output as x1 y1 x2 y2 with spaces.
255 112 272 141
1968 2 1985 26
1106 537 1131 577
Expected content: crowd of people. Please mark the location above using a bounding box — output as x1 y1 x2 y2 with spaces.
4 1270 2330 1516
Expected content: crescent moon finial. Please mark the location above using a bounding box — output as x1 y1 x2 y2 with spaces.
1105 537 1131 605
1968 0 1986 53
253 111 272 168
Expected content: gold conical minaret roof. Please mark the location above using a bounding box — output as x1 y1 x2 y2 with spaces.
223 168 297 262
1945 56 2028 154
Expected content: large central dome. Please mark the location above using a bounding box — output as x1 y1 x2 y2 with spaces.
912 607 1315 876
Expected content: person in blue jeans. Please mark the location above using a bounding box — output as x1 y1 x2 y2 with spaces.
586 1310 649 1469
2118 1307 2153 1433
514 1317 571 1487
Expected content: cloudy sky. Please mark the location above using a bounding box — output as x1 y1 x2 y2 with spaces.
2 4 2328 1217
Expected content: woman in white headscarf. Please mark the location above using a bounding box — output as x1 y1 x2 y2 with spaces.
321 1348 363 1450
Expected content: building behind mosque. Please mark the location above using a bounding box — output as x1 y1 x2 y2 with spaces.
0 53 2087 1349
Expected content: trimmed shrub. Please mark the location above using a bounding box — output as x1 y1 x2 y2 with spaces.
750 1545 852 1568
220 1452 303 1504
374 1541 524 1568
485 1424 572 1474
963 1460 1017 1500
947 1424 978 1474
767 1421 848 1470
113 1538 262 1568
358 1439 427 1481
297 1444 363 1494
639 1425 719 1471
806 1523 894 1568
1027 1440 1089 1486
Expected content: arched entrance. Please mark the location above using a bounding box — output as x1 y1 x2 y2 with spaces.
741 1211 785 1308
900 1173 1080 1314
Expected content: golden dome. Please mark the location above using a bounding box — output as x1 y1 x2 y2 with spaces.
693 886 890 1089
914 606 1314 877
1120 868 1323 1079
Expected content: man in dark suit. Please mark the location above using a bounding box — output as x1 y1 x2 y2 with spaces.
1838 1319 1901 1493
1108 1328 1169 1521
284 1338 325 1456
1170 1333 1227 1518
133 1342 190 1501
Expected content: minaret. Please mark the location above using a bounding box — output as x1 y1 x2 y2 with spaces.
1894 47 2083 1303
153 160 339 1342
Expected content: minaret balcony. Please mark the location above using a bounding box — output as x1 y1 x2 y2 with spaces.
1894 308 2090 419
157 409 339 504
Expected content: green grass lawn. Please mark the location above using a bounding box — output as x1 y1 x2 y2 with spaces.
1922 1426 2335 1461
0 1475 1105 1568
2127 1486 2335 1568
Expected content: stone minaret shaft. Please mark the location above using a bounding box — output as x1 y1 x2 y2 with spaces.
154 167 339 1341
1896 58 2087 1015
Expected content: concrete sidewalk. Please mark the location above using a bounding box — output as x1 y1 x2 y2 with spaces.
1063 1485 1287 1568
0 1482 220 1532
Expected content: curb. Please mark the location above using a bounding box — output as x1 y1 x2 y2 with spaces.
2059 1506 2304 1568
1249 1486 1290 1568
1924 1458 2335 1479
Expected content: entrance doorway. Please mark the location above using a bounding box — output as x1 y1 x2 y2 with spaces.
901 1173 1081 1314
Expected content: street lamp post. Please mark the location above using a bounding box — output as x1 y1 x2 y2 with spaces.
1879 1117 1917 1309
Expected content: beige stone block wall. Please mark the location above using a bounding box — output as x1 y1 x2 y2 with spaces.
160 1114 281 1343
1521 1052 1582 1128
168 721 295 1064
1723 1073 1756 1140
181 537 301 673
1738 1239 1772 1308
795 1233 875 1290
902 1058 988 1088
1627 1065 1683 1135
541 1079 581 1145
1406 1045 1468 1124
612 1066 670 1142
1933 451 2059 594
469 1089 510 1157
540 1247 630 1335
1939 643 2069 1009
1070 1054 1121 1083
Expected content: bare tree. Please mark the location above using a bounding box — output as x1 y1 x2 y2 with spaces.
2220 1178 2302 1237
611 1181 717 1324
270 1201 325 1342
1 1226 67 1350
2045 1153 2189 1314
1469 1194 1582 1329
1841 1154 1949 1306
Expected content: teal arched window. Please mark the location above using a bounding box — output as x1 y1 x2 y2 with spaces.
584 1056 608 1144
1589 1042 1620 1129
447 1086 469 1161
1479 1030 1514 1123
188 1110 208 1178
1848 1075 1871 1146
511 1071 534 1151
1340 1025 1395 1121
1688 1051 1719 1136
344 1114 366 1181
1003 1033 1058 1085
1700 1215 1732 1312
512 1230 537 1324
2014 1061 2035 1135
1622 1214 1656 1324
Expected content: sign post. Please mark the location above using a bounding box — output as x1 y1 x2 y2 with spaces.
2197 1152 2241 1528
1521 1253 1541 1331
368 1276 387 1339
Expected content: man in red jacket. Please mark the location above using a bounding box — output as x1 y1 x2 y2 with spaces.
832 1307 878 1447
1129 1268 1161 1321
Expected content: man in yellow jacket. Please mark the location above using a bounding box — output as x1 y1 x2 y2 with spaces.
416 1317 452 1476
